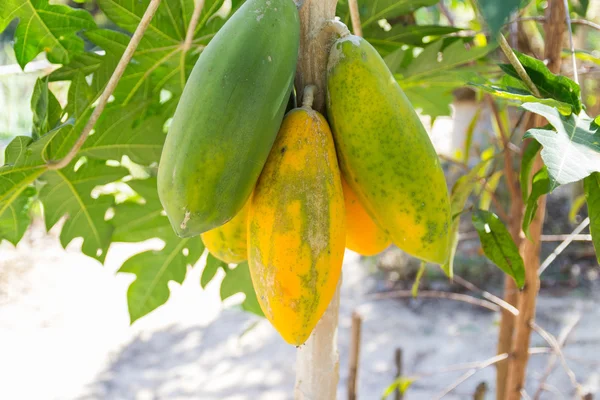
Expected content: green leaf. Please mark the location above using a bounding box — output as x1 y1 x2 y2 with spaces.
400 39 495 79
0 130 65 244
31 77 62 140
470 83 573 115
337 0 439 29
500 52 582 113
569 194 587 223
479 171 503 210
80 102 169 165
220 262 263 317
476 0 525 36
112 178 174 243
0 186 36 245
201 253 226 288
366 25 462 51
119 235 204 323
441 158 493 276
412 261 426 297
584 172 600 263
520 140 541 202
472 209 525 288
522 103 600 190
522 167 551 239
382 376 415 399
39 159 129 262
0 0 96 69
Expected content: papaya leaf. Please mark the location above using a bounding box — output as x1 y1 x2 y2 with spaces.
220 262 263 317
0 186 36 245
472 209 525 288
337 0 439 29
476 0 528 36
366 25 462 51
401 39 495 80
201 253 226 289
500 52 582 113
520 140 541 202
79 101 170 165
441 158 493 277
39 159 129 262
119 235 205 323
31 77 62 141
522 167 551 239
584 172 600 263
0 128 68 245
522 102 600 190
112 178 174 243
0 0 96 69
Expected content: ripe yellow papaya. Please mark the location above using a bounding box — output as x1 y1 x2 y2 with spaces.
248 102 345 346
201 199 249 264
157 0 300 238
327 34 451 264
342 178 391 256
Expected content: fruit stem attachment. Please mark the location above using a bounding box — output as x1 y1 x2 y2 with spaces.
321 19 351 39
302 85 317 109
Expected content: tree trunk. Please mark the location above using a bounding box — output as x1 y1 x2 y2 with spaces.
294 0 341 398
504 1 566 398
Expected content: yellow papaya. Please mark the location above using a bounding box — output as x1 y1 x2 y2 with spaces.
327 34 451 264
248 98 345 346
201 199 249 264
342 178 391 256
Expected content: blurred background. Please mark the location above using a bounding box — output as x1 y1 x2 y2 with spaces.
0 0 599 399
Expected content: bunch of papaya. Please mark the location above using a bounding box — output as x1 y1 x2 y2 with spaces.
158 0 450 344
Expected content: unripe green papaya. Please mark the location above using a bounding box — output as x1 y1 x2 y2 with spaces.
158 0 300 237
326 35 450 264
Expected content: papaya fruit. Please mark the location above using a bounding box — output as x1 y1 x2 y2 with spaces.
157 0 300 238
342 178 391 256
201 199 249 264
326 34 451 264
248 100 345 346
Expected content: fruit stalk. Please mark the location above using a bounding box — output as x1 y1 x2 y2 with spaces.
293 0 341 398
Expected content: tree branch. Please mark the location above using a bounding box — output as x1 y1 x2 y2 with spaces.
539 217 590 276
46 0 163 170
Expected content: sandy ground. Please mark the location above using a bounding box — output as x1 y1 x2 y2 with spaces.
1 229 599 400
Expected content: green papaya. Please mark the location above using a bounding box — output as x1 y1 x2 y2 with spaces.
326 34 451 264
158 0 300 237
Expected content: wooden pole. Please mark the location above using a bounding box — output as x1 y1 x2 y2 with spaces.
348 311 362 400
395 348 404 400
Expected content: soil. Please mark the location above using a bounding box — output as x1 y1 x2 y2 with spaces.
1 226 598 400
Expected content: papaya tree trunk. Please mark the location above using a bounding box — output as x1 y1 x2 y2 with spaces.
293 0 341 398
504 1 565 398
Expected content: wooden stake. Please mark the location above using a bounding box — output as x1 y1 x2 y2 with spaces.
395 348 404 400
348 311 362 400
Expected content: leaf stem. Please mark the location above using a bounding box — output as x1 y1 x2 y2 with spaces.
347 0 362 37
183 0 206 52
46 0 163 170
497 33 542 97
562 0 579 85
